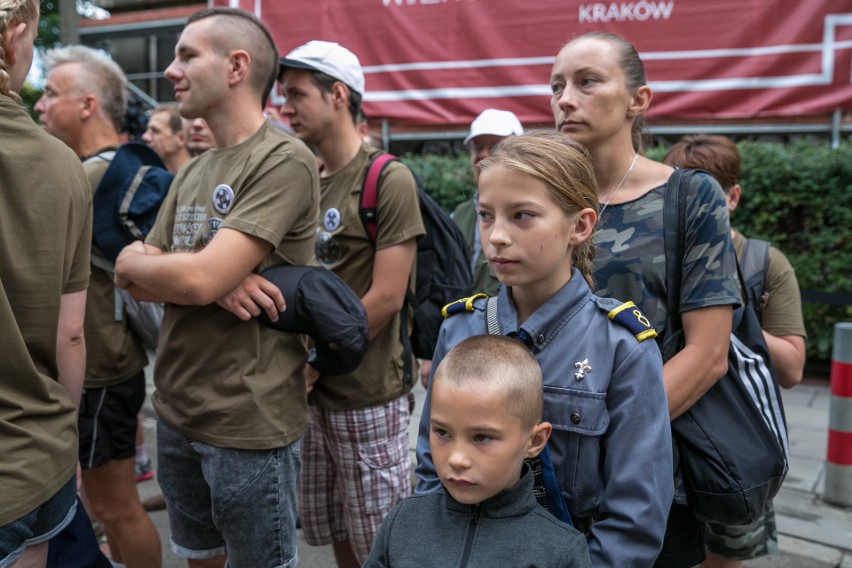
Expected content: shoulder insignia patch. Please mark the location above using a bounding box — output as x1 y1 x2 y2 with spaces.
607 301 657 342
441 293 488 318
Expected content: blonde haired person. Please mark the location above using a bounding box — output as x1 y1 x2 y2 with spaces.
1 1 92 566
550 32 740 567
35 43 161 568
415 130 673 567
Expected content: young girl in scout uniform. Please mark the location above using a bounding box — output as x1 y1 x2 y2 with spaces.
414 130 673 568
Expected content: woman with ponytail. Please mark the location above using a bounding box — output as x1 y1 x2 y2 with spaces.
551 32 740 567
414 130 673 567
1 2 94 566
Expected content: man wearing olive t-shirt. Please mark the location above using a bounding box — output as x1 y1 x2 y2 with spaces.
115 8 320 567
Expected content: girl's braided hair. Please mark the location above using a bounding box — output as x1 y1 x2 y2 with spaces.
0 0 37 102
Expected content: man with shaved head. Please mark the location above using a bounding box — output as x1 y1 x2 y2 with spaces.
35 44 161 568
114 8 320 567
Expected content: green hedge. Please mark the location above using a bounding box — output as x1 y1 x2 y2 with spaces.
403 152 476 213
406 140 852 364
732 140 851 363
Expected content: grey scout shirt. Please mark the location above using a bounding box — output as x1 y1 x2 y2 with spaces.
415 268 674 568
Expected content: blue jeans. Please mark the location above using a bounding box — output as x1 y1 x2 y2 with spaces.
0 475 77 568
157 419 301 568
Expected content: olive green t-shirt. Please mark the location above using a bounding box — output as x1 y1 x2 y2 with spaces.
147 122 320 449
82 155 148 388
732 230 806 338
310 144 425 410
0 95 92 524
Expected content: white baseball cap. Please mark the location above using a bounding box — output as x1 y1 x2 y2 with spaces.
280 40 365 97
464 109 524 144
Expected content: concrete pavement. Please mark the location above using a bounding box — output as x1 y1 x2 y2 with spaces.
137 372 852 567
742 381 852 568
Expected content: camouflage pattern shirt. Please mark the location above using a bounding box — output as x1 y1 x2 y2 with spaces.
593 171 740 339
593 170 740 504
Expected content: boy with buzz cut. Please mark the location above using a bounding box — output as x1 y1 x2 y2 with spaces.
363 335 591 568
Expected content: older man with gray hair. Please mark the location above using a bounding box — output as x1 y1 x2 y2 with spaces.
35 44 161 568
142 103 191 173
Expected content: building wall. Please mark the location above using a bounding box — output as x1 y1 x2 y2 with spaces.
81 2 204 104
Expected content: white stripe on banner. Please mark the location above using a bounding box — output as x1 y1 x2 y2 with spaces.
730 334 790 463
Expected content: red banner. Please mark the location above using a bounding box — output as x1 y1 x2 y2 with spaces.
210 0 852 126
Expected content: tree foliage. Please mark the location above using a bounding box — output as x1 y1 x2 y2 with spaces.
37 0 61 50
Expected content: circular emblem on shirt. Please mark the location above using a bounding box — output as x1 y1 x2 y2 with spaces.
315 232 341 265
323 207 341 232
212 184 234 215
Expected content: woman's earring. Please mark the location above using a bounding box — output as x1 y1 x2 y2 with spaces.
626 110 635 118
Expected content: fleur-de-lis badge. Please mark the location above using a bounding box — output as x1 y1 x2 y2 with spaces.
574 359 592 380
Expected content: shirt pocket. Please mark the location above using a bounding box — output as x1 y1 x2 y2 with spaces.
357 438 410 515
544 386 609 499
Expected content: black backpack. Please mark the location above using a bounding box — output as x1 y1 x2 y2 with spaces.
90 142 174 262
661 169 788 525
360 153 472 385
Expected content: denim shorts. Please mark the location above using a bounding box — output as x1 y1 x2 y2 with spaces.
157 419 301 568
0 475 77 568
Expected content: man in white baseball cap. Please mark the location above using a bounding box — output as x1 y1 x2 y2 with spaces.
452 109 524 299
279 40 365 97
279 41 425 568
463 108 525 146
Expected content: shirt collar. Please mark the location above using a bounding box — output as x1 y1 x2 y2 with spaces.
445 462 536 518
496 268 593 352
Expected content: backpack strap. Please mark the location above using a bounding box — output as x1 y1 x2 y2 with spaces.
82 150 116 166
85 151 125 324
359 153 398 245
739 237 770 317
663 170 749 355
662 168 692 337
485 296 500 335
359 151 416 387
90 253 125 323
119 165 154 240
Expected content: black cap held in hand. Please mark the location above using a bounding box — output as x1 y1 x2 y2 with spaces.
258 264 369 376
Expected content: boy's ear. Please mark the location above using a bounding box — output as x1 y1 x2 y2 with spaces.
525 421 552 458
569 207 597 246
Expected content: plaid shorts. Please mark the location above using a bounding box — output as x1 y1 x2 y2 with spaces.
298 394 412 562
705 500 778 560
